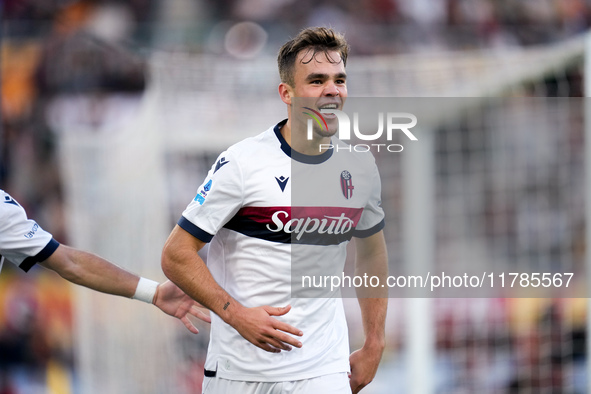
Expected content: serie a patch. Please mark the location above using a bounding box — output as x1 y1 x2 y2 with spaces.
194 179 213 205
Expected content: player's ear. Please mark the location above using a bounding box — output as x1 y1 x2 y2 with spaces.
278 82 293 105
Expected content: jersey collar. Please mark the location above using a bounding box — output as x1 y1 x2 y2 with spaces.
273 119 333 164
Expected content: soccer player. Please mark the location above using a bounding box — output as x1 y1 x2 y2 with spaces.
0 189 210 333
161 27 388 393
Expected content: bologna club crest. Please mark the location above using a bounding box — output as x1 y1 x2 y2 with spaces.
340 170 354 199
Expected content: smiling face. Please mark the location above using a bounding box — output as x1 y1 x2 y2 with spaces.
280 48 348 140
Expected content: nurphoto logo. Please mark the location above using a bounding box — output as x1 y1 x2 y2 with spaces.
303 108 418 153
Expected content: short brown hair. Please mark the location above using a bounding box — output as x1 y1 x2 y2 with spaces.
277 27 349 86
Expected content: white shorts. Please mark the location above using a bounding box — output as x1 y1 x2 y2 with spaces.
202 372 352 394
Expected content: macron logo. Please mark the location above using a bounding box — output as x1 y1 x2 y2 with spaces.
3 195 18 206
275 176 289 192
24 223 39 239
214 158 230 173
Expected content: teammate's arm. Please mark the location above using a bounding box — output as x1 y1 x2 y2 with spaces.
349 230 388 394
161 225 303 353
40 244 210 334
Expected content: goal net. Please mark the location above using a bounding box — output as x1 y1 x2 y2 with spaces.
52 32 587 393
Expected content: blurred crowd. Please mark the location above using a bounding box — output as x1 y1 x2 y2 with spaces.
203 0 591 53
1 0 590 393
363 297 587 393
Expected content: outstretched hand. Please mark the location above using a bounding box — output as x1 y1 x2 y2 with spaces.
153 280 211 334
230 305 303 353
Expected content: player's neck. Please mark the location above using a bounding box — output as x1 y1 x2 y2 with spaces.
280 119 292 146
282 119 330 156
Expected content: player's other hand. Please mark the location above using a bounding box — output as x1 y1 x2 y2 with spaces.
153 280 211 334
349 344 384 393
230 304 303 353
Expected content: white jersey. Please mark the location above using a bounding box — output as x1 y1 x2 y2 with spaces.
179 120 385 382
0 189 59 272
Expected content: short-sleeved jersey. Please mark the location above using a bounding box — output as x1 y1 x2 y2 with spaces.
0 189 60 272
179 120 385 382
